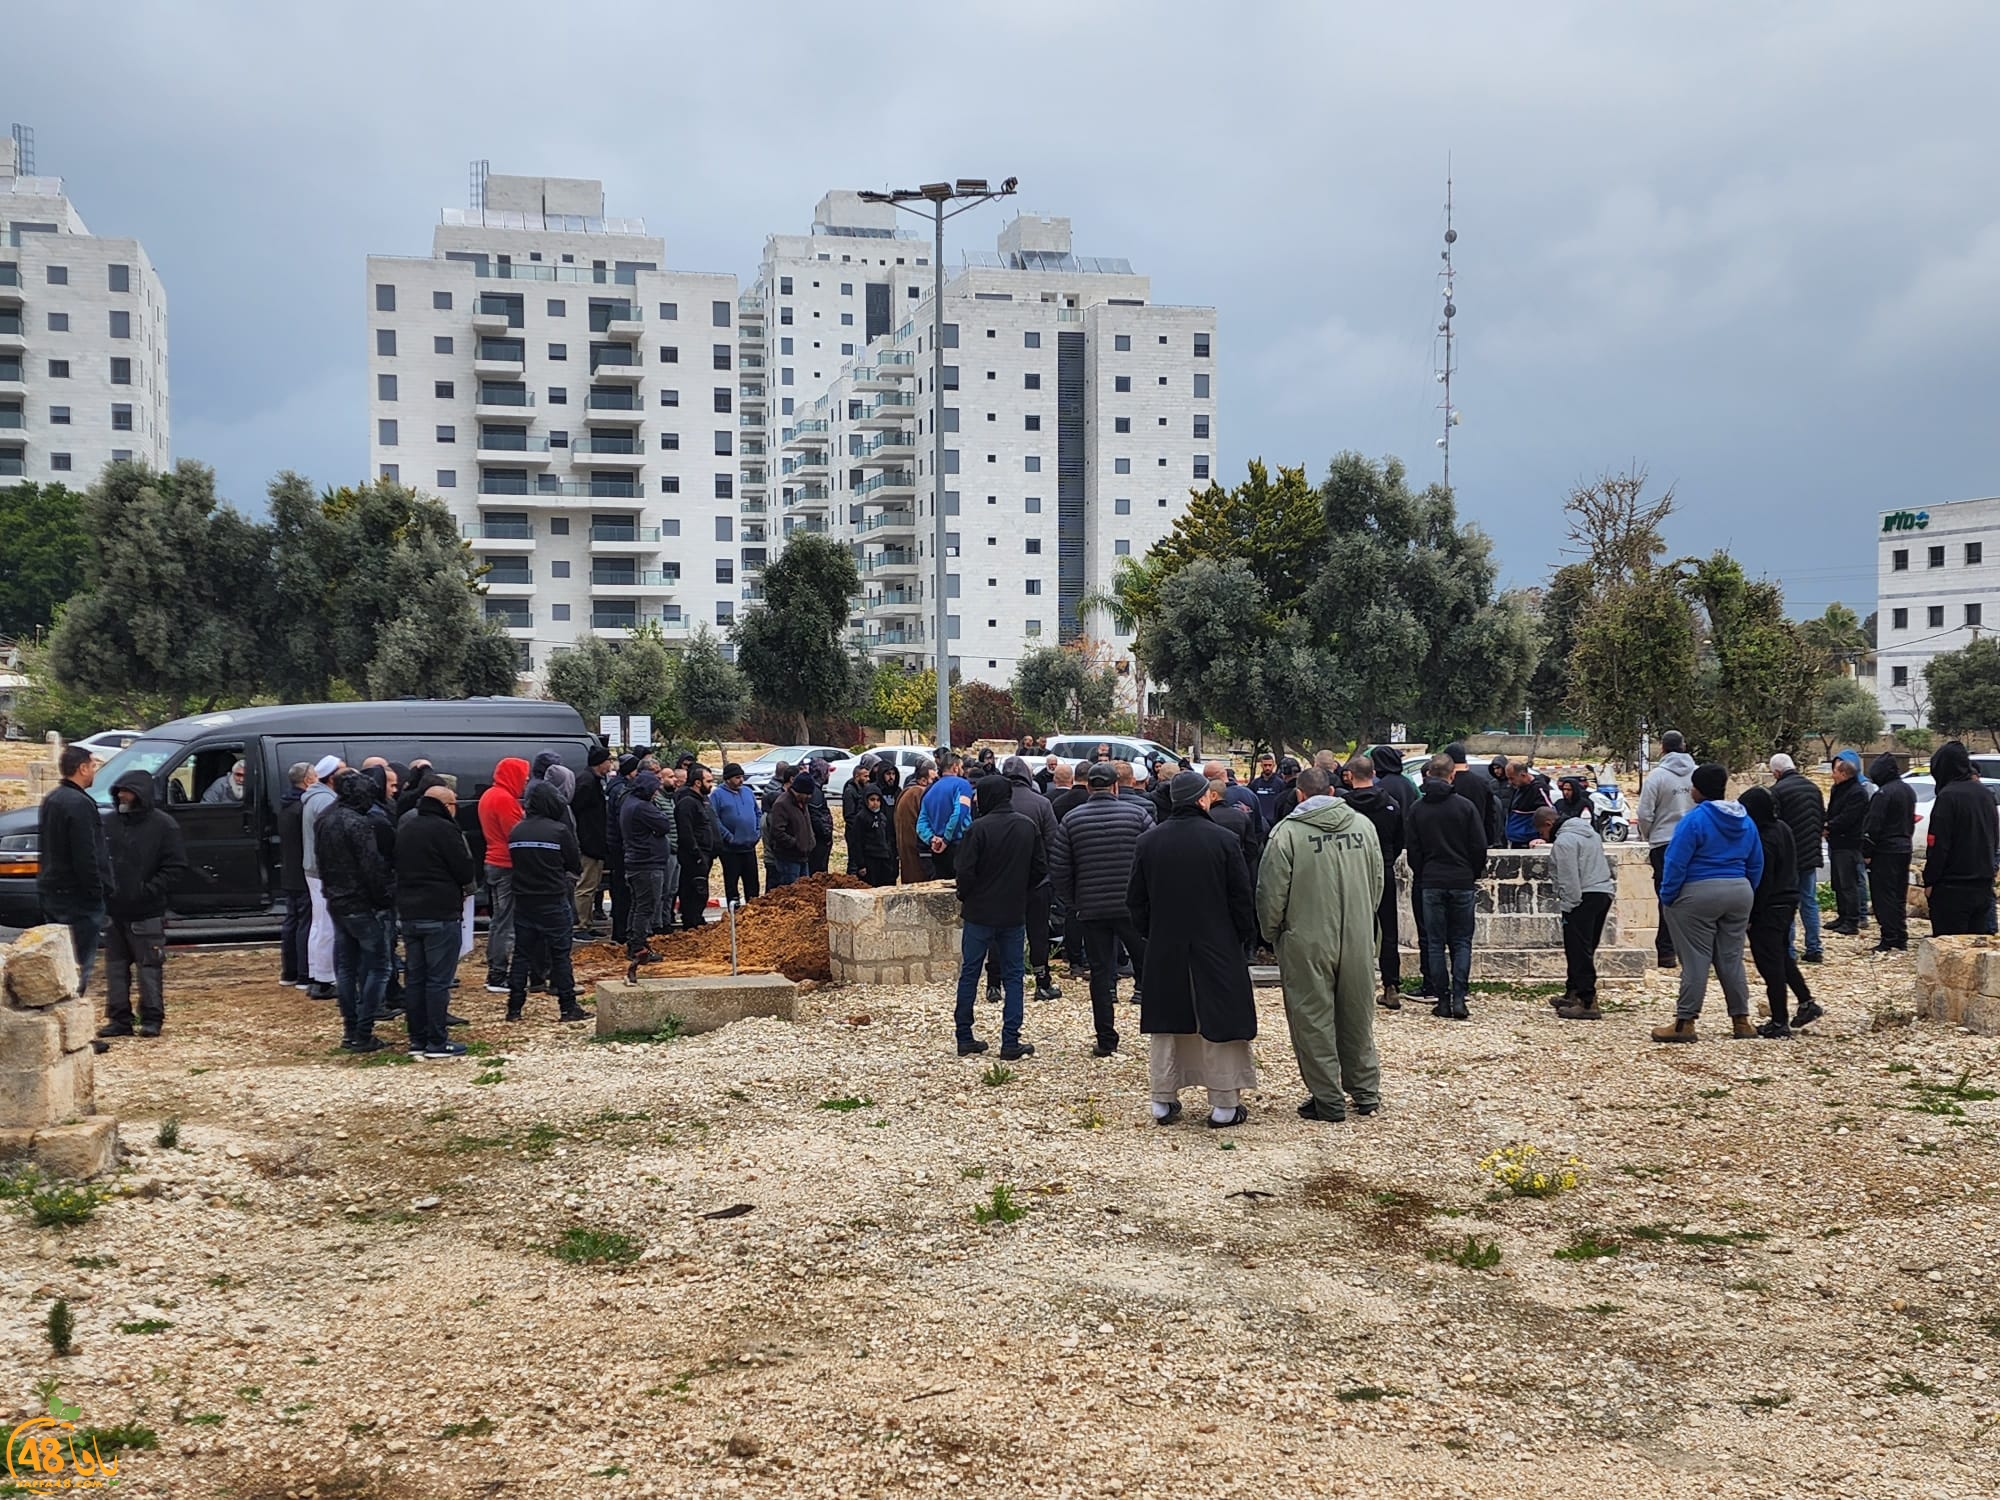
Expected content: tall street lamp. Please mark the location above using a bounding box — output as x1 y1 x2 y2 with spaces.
857 177 1017 749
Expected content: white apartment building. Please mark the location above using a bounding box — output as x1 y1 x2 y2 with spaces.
753 198 1216 690
0 132 170 489
1875 495 2000 728
366 173 746 673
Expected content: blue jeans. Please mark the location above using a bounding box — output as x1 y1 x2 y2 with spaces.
334 909 393 1042
1420 888 1476 1006
1790 866 1822 957
40 897 105 995
401 916 460 1051
955 921 1025 1045
770 859 808 888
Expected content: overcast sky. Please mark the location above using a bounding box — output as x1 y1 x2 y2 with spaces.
9 1 1998 616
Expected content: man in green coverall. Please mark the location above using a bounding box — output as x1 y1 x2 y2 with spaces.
1256 766 1385 1122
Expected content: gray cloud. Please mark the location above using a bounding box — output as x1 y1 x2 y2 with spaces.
9 0 1997 616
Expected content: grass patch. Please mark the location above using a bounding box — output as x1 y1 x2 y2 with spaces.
155 1116 181 1149
1581 1302 1624 1315
1553 1231 1622 1261
440 1416 498 1439
816 1095 873 1112
235 1385 262 1402
592 1015 685 1045
1623 1222 1768 1248
461 1040 500 1058
73 1422 157 1461
1696 1087 1732 1100
1909 1069 1997 1103
1336 1385 1411 1402
1904 1095 1966 1117
591 1466 632 1479
117 1318 174 1335
28 1182 102 1228
520 1122 564 1153
1726 1278 1771 1293
548 1228 640 1266
1073 1099 1107 1130
980 1063 1016 1087
959 1165 986 1180
46 1298 73 1356
1430 1235 1501 1270
181 1412 225 1426
206 1272 239 1290
68 1254 115 1269
470 1069 507 1086
972 1184 1027 1226
1885 1371 1939 1397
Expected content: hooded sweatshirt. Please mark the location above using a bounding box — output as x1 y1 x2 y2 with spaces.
478 758 530 870
1370 745 1419 825
1739 785 1801 921
1338 779 1403 873
619 772 679 871
1825 767 1870 852
1547 812 1614 914
105 769 189 921
1407 777 1490 890
712 779 762 850
1256 793 1383 962
1861 753 1915 857
1659 796 1763 906
1923 740 1998 890
1636 751 1697 848
918 770 975 846
299 777 337 881
317 774 394 916
954 776 1046 928
509 781 584 902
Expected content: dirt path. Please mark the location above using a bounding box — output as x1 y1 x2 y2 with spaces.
2 928 1996 1498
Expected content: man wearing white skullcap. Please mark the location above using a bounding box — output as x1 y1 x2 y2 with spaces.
299 755 347 998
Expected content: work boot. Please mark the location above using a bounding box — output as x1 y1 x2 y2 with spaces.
1550 990 1578 1012
1650 1016 1699 1044
1730 1015 1760 1040
1377 987 1403 1011
1556 999 1603 1021
557 1001 592 1023
1034 968 1062 1002
986 981 1002 1004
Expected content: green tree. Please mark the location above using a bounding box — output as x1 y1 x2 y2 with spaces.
1569 571 1700 761
675 625 748 754
1678 553 1821 768
8 628 176 741
868 664 936 739
49 461 273 720
612 626 676 746
543 636 620 730
0 481 90 638
1012 645 1118 731
1124 462 1325 625
1524 563 1593 729
1799 602 1870 676
732 533 859 741
1926 637 2000 748
1811 674 1885 760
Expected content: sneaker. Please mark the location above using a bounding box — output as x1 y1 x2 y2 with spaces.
484 982 509 994
1377 988 1403 1012
342 1035 386 1054
1756 1020 1793 1040
1206 1105 1249 1130
956 1038 989 1057
1091 1040 1119 1058
423 1041 469 1059
1792 999 1824 1029
444 1012 469 1027
1651 1017 1698 1044
1730 1015 1760 1040
306 982 339 1001
558 1003 593 1023
280 976 300 988
1800 951 1824 965
998 1041 1035 1061
1034 974 1062 1002
293 982 312 992
95 1022 133 1039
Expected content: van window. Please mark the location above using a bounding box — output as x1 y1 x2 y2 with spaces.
84 737 182 805
166 744 247 806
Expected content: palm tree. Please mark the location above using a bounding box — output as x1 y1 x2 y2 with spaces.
1077 555 1162 718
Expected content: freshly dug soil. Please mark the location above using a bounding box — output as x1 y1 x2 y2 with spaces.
572 871 870 983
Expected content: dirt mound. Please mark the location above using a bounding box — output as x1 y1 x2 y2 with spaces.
572 872 871 984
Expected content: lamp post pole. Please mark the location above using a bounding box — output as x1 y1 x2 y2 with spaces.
857 178 1016 750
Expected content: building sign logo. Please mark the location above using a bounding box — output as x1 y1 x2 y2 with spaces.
1882 510 1931 532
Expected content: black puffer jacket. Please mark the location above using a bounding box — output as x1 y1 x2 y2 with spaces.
1770 769 1826 875
278 787 308 894
1862 754 1915 857
1740 786 1800 921
676 785 720 869
1048 790 1153 922
104 770 188 921
1339 782 1403 872
396 792 479 921
571 767 610 861
1924 740 1998 890
317 774 394 916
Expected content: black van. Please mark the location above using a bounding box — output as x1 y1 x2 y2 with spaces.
0 699 597 936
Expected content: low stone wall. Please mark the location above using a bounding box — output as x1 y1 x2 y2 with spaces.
593 973 797 1039
827 883 964 986
0 924 119 1178
1914 935 2000 1034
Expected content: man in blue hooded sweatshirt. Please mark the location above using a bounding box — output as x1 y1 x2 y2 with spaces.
1653 763 1762 1043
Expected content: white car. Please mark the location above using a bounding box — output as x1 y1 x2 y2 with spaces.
1042 734 1186 772
860 746 937 778
71 729 146 761
1905 773 2000 851
738 745 857 795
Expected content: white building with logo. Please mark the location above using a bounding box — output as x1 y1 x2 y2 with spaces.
1875 496 2000 728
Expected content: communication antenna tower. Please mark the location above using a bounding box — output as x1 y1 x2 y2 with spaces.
1435 165 1460 489
11 124 35 175
469 158 490 211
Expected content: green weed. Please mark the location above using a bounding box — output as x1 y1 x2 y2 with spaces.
972 1184 1027 1226
1336 1385 1410 1402
1740 1391 1793 1410
74 1422 156 1460
28 1183 102 1228
181 1413 225 1426
46 1298 73 1356
117 1319 174 1335
1623 1223 1768 1248
440 1416 498 1439
1885 1371 1939 1397
1581 1302 1624 1315
235 1385 262 1402
549 1228 640 1265
980 1063 1016 1087
816 1095 873 1112
68 1254 115 1269
155 1116 181 1149
1431 1235 1501 1270
1553 1232 1622 1261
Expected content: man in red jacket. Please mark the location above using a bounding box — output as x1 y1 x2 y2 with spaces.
479 758 530 993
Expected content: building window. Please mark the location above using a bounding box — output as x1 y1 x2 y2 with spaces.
1113 416 1131 434
109 310 130 339
1194 332 1211 357
379 464 399 482
1114 497 1131 515
434 335 454 355
1969 542 1984 566
46 312 67 332
717 560 735 583
1194 373 1211 398
374 283 396 312
713 300 732 327
111 403 134 431
1114 334 1131 351
1194 457 1210 479
716 603 734 626
1025 579 1042 595
552 603 571 622
1025 538 1042 554
1929 545 1946 568
715 474 733 499
713 345 731 370
46 266 67 286
50 452 71 471
714 389 732 414
659 346 679 363
1892 665 1909 686
436 425 455 443
433 290 453 310
1025 456 1041 473
47 360 68 378
1025 414 1041 432
661 476 681 493
547 387 566 405
1114 458 1131 475
378 418 397 445
1020 496 1042 515
1891 608 1908 629
715 431 733 455
1114 375 1131 393
548 343 566 361
436 469 457 488
376 329 396 356
1024 373 1041 390
660 389 680 407
840 312 854 326
780 307 793 325
1969 603 1985 627
1929 606 1945 628
49 405 69 425
1892 548 1908 571
659 302 678 320
1024 331 1041 349
110 357 131 385
1194 415 1210 439
377 373 397 401
715 516 733 542
548 560 570 579
107 263 131 293
1115 539 1131 556
659 432 679 450
111 449 132 463
547 298 565 317
779 337 793 356
435 381 454 398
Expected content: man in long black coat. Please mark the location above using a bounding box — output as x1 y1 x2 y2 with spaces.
1127 770 1259 1128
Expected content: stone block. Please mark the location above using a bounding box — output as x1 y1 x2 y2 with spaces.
0 1049 92 1130
26 1117 119 1179
49 998 94 1054
4 924 80 1007
593 972 796 1040
875 928 932 960
1914 935 2000 1035
0 1005 63 1069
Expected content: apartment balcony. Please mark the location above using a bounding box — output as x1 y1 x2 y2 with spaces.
0 265 21 306
782 419 829 450
481 572 535 596
485 609 535 635
784 451 829 479
741 555 768 577
472 308 515 335
738 384 767 411
862 627 926 649
590 305 644 338
786 486 830 513
590 569 678 594
589 523 663 552
876 349 917 377
860 507 917 538
588 351 645 384
569 434 646 468
0 363 28 397
582 392 645 425
858 431 915 466
740 439 767 458
738 498 767 517
741 466 767 490
476 434 553 467
856 393 916 428
0 312 25 353
851 363 902 392
859 470 917 501
785 518 827 537
473 341 527 377
462 521 536 550
589 608 685 637
474 387 535 419
865 588 924 616
861 549 919 576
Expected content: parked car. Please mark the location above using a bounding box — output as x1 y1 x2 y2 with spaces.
738 745 857 795
0 698 597 936
860 746 937 778
1905 773 2000 855
71 729 147 761
1042 734 1187 773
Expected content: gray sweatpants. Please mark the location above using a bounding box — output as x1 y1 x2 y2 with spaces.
1663 877 1753 1020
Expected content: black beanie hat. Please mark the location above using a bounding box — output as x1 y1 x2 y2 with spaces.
1691 763 1729 801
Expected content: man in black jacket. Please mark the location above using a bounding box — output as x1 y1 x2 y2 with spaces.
805 760 836 876
1923 740 1998 936
1862 752 1916 951
1048 762 1152 1056
1369 745 1426 990
36 744 109 993
1340 757 1406 1009
1441 743 1491 850
1823 755 1869 936
98 770 188 1039
572 746 612 935
674 766 721 932
317 771 396 1053
1408 753 1489 1019
507 781 589 1021
1768 753 1826 961
278 763 313 990
952 776 1046 1061
397 783 479 1057
841 757 875 876
991 757 1063 1002
620 770 678 962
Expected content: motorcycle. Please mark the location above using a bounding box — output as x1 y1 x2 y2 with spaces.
1590 785 1632 842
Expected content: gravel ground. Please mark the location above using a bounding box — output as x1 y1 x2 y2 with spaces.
3 920 1997 1499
